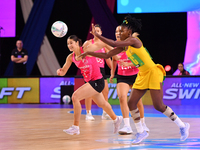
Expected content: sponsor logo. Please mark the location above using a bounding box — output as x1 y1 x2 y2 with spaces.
163 83 200 100
51 80 74 99
0 87 31 99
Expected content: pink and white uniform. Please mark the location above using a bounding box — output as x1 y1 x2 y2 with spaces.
92 39 105 68
72 47 102 82
117 51 139 76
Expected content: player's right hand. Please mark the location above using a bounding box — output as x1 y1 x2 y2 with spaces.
109 75 114 83
57 68 62 76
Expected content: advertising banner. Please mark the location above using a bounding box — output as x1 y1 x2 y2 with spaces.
0 78 8 103
0 0 16 37
7 78 39 103
163 77 200 105
1 76 199 105
40 77 74 103
107 76 200 105
74 78 85 104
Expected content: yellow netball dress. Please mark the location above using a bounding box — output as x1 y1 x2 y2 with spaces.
126 39 166 90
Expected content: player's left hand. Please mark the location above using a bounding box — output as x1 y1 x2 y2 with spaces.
119 60 128 67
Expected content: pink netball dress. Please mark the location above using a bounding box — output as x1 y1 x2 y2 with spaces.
92 39 105 68
117 51 139 76
72 47 102 82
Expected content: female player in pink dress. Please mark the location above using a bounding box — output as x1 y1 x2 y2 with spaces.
57 35 122 135
82 24 112 121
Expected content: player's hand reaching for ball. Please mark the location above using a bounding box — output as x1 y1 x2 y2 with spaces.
90 24 98 37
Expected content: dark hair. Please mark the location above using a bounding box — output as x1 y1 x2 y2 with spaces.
178 63 184 67
68 35 82 46
94 24 102 29
121 15 142 33
178 63 189 75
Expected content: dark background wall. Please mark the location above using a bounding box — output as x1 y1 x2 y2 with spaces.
0 0 187 77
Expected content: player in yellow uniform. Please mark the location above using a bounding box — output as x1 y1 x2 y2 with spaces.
80 15 190 144
125 38 165 90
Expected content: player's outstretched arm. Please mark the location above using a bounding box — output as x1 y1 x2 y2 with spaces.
83 40 107 52
90 24 135 47
79 47 123 59
57 53 73 76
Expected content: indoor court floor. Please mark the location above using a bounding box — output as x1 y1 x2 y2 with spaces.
0 104 199 150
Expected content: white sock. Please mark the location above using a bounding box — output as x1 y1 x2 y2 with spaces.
174 117 185 128
72 125 79 129
135 121 144 133
114 116 118 123
140 117 145 124
87 110 92 115
123 118 130 127
103 110 106 114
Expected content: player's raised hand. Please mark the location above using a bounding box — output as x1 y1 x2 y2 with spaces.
90 24 97 36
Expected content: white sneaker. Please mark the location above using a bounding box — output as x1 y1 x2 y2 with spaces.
118 125 133 135
102 112 111 120
63 125 80 135
86 113 95 121
180 122 190 141
113 116 123 134
132 130 149 144
142 123 150 132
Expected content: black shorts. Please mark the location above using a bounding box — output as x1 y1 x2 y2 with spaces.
89 77 105 93
117 74 137 85
100 67 107 79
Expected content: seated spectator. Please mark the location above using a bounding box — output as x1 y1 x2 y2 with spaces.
178 63 190 75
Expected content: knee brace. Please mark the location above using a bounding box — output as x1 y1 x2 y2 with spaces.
163 106 177 121
130 108 140 123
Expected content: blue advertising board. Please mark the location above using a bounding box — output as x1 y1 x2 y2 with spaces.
40 77 74 103
163 77 200 105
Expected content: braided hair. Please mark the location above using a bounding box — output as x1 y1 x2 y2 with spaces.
121 15 142 33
